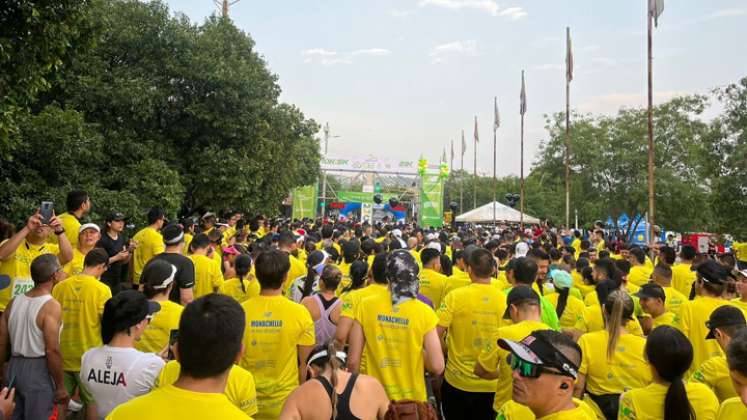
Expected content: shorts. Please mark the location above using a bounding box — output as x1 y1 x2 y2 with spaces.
64 371 95 405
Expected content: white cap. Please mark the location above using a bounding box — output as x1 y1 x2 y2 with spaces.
392 229 403 238
739 269 747 278
426 233 438 241
515 242 529 258
426 242 442 252
79 223 100 234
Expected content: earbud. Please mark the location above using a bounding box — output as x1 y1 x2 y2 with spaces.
560 383 569 390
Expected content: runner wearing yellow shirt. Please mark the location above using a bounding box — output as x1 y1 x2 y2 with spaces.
240 249 315 419
188 234 224 298
650 263 687 314
48 190 91 248
474 286 550 412
680 260 733 374
627 248 653 287
498 330 594 420
545 270 586 331
672 244 698 296
734 241 747 270
574 291 651 419
419 248 447 309
52 248 112 418
0 210 73 311
136 260 184 354
732 268 747 312
636 283 681 332
691 306 746 402
443 250 471 295
570 231 582 258
63 223 101 275
348 250 444 402
107 294 249 420
619 326 719 420
717 328 747 419
131 207 166 284
220 254 260 304
437 248 507 419
278 231 306 294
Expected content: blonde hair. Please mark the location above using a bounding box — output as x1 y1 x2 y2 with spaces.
604 290 634 360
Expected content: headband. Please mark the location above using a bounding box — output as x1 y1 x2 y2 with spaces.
153 265 177 290
306 350 347 367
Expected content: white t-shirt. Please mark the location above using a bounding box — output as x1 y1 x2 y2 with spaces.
80 345 165 419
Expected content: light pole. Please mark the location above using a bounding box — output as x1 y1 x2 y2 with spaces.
320 123 340 219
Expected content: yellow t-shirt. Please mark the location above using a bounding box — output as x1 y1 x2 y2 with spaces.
283 253 306 294
477 319 550 411
62 247 86 276
443 267 472 297
340 283 389 320
419 268 447 310
627 265 653 287
132 227 165 284
651 311 681 330
105 384 248 420
240 295 314 419
182 233 193 255
219 276 260 304
690 355 736 402
571 270 595 297
49 212 81 248
155 361 257 417
679 297 731 374
437 283 507 393
574 305 644 336
619 382 719 420
577 330 651 396
190 254 224 299
662 286 687 314
545 293 586 330
571 238 581 255
496 399 595 420
717 397 747 420
733 242 747 262
729 299 747 313
52 273 112 371
355 292 438 402
0 240 60 311
135 300 183 354
672 262 696 297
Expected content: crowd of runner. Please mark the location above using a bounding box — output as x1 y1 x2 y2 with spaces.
0 190 746 420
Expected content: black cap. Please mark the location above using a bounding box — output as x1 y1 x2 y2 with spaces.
695 260 731 285
142 260 177 291
102 290 160 343
706 305 746 339
503 285 540 319
106 212 126 222
635 283 666 302
162 224 185 246
498 331 579 379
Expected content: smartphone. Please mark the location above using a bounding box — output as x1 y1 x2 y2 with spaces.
40 201 54 225
168 329 179 360
6 375 15 390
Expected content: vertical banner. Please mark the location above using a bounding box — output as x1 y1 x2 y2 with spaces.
419 174 444 228
292 185 318 220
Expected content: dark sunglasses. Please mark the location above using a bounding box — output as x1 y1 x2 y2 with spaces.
509 354 571 379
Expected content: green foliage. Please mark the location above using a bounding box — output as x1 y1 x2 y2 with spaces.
0 0 320 226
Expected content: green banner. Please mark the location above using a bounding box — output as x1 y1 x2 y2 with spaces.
336 191 396 203
292 185 317 219
419 174 444 228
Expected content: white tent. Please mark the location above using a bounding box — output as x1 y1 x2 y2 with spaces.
455 201 541 225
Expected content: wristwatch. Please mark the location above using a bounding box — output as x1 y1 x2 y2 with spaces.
54 229 65 236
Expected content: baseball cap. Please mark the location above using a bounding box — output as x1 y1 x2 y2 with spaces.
201 212 216 220
695 260 731 285
635 283 666 301
102 290 160 341
106 212 126 222
79 223 100 234
503 285 540 319
549 269 573 290
161 224 185 245
498 331 579 379
515 242 529 258
141 260 177 291
738 268 747 278
706 305 746 339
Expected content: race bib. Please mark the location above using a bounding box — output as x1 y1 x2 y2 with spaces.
12 277 34 298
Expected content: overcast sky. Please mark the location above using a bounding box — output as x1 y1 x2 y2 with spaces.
166 0 747 177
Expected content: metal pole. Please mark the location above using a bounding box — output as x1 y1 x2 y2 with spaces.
647 4 656 246
520 112 525 230
493 102 497 231
473 121 477 210
321 123 330 219
565 27 572 230
460 129 464 214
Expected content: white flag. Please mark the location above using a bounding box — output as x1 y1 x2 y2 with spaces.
520 70 527 116
649 0 664 27
461 129 466 157
474 116 479 143
566 27 573 83
494 97 501 130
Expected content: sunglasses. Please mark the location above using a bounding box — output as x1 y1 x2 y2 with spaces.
509 354 570 379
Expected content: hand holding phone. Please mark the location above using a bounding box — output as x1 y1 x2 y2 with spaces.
40 201 54 225
168 329 179 360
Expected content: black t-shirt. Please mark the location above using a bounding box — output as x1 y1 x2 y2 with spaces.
97 232 128 291
150 252 196 304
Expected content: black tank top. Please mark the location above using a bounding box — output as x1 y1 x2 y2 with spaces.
315 373 362 420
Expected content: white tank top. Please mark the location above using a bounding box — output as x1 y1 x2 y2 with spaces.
8 294 53 357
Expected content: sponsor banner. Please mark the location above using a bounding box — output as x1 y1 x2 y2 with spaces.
291 185 317 219
419 174 444 228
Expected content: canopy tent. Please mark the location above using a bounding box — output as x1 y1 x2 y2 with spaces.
455 201 541 225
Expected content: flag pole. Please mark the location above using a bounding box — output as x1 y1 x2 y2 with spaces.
473 116 477 210
493 97 498 231
520 70 526 230
460 129 465 214
647 3 656 246
565 26 572 230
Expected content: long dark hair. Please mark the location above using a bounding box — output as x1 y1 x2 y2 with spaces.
556 286 570 319
234 254 252 294
645 326 695 420
342 260 368 294
307 341 344 418
303 251 326 298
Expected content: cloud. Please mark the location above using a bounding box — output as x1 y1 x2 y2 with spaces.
351 48 392 57
578 91 686 114
707 7 747 19
532 63 562 71
418 0 526 19
429 40 479 62
389 9 414 19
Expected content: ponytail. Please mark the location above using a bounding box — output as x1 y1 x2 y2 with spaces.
645 326 695 420
327 340 340 419
234 254 252 295
302 264 316 298
555 286 569 318
604 290 633 361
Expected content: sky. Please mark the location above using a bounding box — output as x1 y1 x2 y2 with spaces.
165 0 747 177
